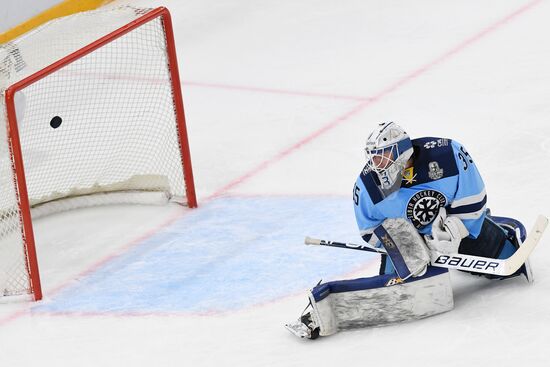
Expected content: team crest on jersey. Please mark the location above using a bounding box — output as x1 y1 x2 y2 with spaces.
406 190 447 228
428 161 444 180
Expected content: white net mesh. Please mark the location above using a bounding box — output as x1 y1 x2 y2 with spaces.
0 7 191 298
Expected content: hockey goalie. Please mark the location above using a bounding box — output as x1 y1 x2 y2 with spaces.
286 122 547 339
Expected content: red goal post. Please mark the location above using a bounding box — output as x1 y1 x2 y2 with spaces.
0 7 197 301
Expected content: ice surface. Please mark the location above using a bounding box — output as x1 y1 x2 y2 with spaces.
34 197 376 315
2 0 550 366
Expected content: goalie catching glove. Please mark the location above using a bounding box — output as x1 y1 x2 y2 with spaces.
425 207 469 255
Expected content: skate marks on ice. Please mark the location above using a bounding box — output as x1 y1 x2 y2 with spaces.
34 196 376 315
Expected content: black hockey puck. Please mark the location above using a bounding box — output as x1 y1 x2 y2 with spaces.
50 116 62 129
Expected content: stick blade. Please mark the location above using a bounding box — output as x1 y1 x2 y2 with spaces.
502 214 548 275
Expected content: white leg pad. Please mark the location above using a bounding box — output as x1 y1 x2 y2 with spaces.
309 268 454 336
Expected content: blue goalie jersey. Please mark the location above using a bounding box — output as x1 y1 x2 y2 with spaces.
353 137 487 244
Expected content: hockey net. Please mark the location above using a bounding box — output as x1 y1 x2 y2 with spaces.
0 7 196 301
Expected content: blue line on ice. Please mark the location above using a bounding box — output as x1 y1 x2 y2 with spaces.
35 196 376 314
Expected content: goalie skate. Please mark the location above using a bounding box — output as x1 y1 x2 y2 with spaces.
285 313 320 339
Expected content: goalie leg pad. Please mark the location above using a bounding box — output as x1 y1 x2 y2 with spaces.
459 216 508 259
308 267 454 336
459 215 531 280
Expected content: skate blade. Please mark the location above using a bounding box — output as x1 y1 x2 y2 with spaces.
284 322 310 338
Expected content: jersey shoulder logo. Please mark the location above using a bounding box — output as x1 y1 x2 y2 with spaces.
402 167 417 185
428 161 444 180
423 138 449 150
424 141 436 149
406 190 447 228
409 137 458 186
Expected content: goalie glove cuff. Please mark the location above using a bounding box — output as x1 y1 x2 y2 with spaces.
425 208 469 255
443 215 469 241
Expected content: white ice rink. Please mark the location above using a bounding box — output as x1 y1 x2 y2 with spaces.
2 0 550 366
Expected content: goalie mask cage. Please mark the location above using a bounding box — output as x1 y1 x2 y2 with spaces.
0 7 197 301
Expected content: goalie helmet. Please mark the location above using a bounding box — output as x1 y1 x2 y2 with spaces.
365 122 413 195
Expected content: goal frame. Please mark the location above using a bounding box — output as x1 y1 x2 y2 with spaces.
3 7 197 301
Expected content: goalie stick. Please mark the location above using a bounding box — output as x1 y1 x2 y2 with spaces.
304 236 388 254
305 215 548 277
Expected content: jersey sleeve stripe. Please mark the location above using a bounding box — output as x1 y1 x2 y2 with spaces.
448 195 487 216
448 204 486 220
450 189 486 208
